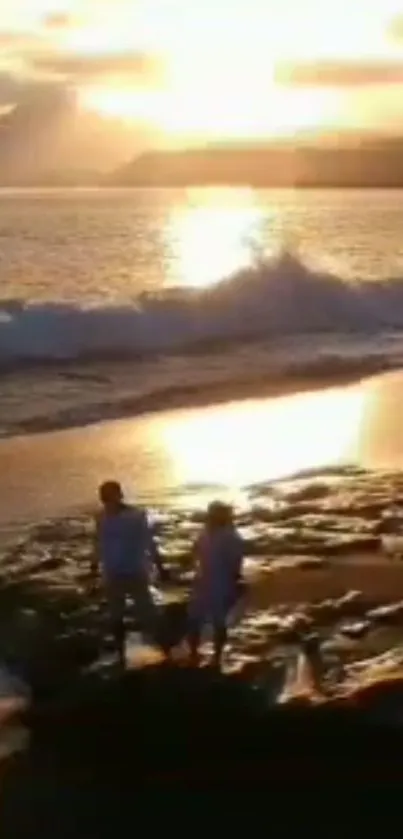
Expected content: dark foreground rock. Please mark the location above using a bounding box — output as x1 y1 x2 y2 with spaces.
2 664 403 836
4 463 403 834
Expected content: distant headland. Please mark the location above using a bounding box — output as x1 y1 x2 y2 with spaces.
108 136 403 189
3 133 403 189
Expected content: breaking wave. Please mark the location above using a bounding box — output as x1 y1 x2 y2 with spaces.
2 252 403 368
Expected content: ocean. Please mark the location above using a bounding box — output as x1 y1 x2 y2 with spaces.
2 186 403 443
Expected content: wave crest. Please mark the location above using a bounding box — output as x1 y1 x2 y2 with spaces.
2 252 403 366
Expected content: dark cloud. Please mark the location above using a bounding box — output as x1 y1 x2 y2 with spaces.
31 50 164 83
276 60 403 87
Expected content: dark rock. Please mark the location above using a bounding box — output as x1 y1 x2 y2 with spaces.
3 665 403 839
284 483 331 503
337 590 368 616
271 503 320 520
20 634 99 699
375 515 403 535
355 503 393 518
239 659 287 704
309 599 340 623
340 621 371 640
367 602 403 625
297 556 328 571
33 522 84 545
322 536 381 555
307 591 367 625
301 632 321 654
39 557 63 573
345 678 403 722
276 613 313 644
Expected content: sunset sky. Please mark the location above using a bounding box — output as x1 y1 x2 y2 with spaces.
1 0 403 146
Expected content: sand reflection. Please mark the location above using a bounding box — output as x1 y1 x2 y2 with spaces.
4 372 403 529
356 371 403 471
157 385 367 490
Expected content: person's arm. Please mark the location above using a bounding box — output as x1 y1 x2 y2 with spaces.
190 536 202 585
235 541 244 582
231 534 245 594
144 512 170 582
90 515 101 579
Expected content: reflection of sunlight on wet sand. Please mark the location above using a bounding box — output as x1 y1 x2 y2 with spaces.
157 386 368 490
357 372 403 471
6 372 403 529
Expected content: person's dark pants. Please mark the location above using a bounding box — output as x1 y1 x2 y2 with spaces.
104 574 167 662
188 618 228 668
187 586 247 668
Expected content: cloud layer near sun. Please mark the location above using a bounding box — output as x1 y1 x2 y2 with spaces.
1 0 403 146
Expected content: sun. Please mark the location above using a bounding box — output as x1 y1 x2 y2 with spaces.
79 4 344 142
81 74 342 142
81 87 165 124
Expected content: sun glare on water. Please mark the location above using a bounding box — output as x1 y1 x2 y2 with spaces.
167 195 263 288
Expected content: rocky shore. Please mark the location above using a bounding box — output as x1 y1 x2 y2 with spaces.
2 464 403 832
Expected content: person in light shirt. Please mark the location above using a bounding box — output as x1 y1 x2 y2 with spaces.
187 501 245 669
92 480 170 666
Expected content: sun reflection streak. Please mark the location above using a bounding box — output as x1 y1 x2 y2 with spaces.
157 386 368 490
166 191 264 288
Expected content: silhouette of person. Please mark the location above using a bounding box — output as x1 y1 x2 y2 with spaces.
92 480 169 666
187 501 245 669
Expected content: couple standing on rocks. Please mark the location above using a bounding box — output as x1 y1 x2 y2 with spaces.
92 481 245 669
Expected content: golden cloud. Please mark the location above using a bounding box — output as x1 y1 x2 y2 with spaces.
277 60 403 87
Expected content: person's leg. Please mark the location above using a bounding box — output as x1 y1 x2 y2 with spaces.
129 576 169 655
212 622 228 670
187 620 202 666
105 579 126 665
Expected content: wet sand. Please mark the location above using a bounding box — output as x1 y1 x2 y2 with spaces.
3 367 403 530
2 372 403 695
2 372 403 829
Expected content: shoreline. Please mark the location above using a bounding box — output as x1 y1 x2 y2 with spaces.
1 365 403 534
0 360 394 440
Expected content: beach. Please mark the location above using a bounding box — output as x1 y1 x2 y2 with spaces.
11 384 403 826
2 370 403 698
3 0 403 805
1 366 403 522
2 188 403 818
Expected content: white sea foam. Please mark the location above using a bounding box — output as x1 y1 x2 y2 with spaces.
2 252 403 367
